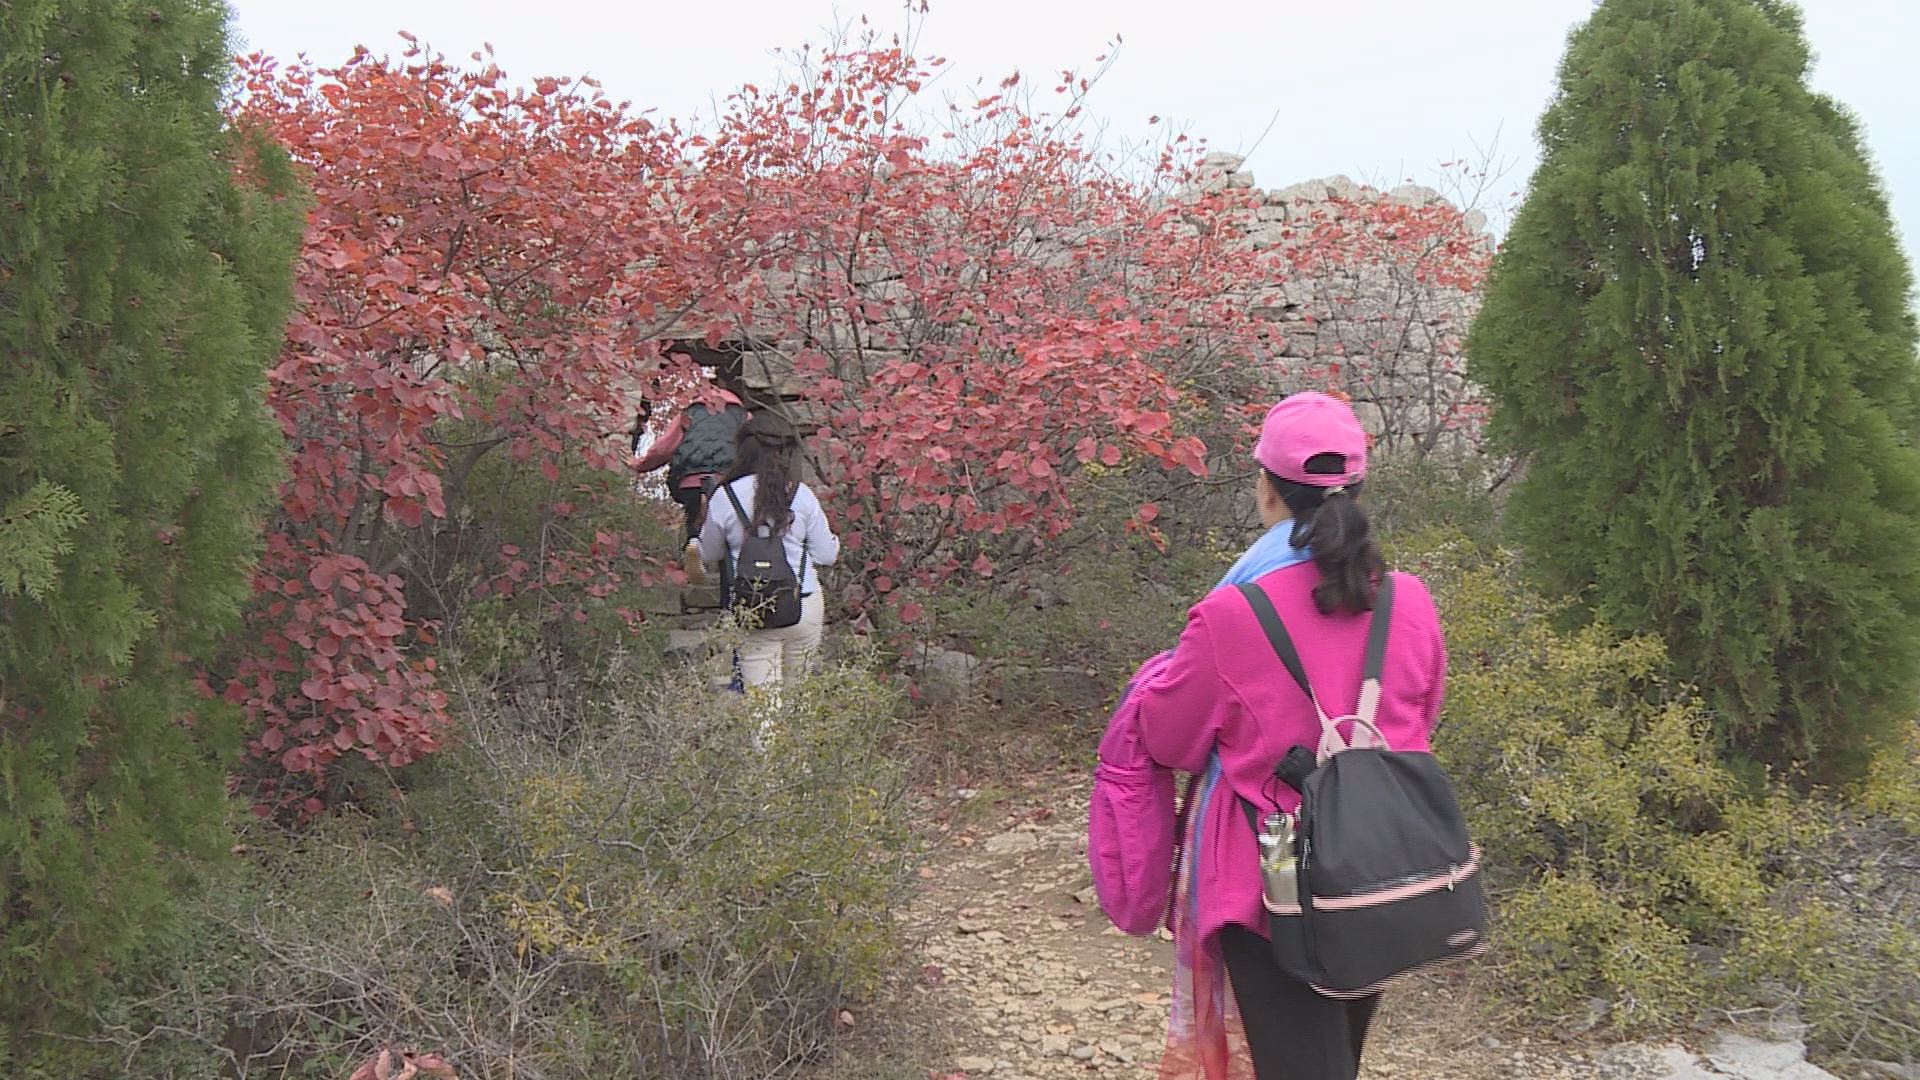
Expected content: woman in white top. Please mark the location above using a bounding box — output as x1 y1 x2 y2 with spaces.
697 412 840 686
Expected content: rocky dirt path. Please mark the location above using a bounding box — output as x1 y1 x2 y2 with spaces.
896 777 1746 1080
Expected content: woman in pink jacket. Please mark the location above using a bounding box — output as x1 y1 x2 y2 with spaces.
1134 393 1448 1080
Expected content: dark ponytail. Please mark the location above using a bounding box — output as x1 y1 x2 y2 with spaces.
1270 453 1385 614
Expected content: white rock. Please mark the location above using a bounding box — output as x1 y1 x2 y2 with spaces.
983 830 1041 856
1199 151 1246 171
1272 179 1326 204
1620 1036 1845 1080
1388 182 1440 206
913 644 986 704
665 628 712 657
1324 174 1361 200
915 643 982 680
955 1055 997 1073
1706 1034 1841 1080
1248 227 1289 251
1640 1044 1725 1080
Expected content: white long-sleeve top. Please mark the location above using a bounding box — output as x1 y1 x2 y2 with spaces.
699 476 840 596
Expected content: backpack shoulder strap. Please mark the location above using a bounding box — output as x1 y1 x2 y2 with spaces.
1237 575 1399 759
720 481 763 537
1239 795 1265 837
789 485 813 589
1355 573 1396 721
1236 582 1313 700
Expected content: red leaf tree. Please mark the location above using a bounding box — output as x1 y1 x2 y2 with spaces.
681 37 1282 605
224 42 733 797
222 27 1492 793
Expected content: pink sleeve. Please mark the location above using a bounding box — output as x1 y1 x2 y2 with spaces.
1409 575 1449 735
1134 606 1233 774
1424 621 1448 735
630 415 685 473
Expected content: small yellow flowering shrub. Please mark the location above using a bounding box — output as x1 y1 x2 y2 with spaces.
1407 532 1916 1055
484 660 915 1069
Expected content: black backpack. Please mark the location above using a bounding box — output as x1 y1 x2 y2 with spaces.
719 482 809 630
1235 575 1487 998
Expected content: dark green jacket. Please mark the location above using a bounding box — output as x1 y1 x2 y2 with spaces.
668 402 748 489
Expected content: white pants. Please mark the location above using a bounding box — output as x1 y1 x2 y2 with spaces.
737 591 824 688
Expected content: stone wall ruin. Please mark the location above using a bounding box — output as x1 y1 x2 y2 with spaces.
1182 152 1495 459
629 153 1498 462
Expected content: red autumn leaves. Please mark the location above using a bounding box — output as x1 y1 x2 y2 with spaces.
218 30 1485 799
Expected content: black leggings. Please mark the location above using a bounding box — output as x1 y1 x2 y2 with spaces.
670 482 708 543
1220 925 1380 1080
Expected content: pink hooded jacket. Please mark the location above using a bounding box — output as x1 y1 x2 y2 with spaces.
1134 560 1448 945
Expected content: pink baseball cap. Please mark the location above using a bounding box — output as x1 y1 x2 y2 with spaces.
1254 392 1368 487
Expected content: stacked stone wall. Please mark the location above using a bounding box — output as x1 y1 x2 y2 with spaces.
629 154 1497 460
1184 152 1494 459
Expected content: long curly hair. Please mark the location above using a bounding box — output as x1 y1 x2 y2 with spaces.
722 412 802 532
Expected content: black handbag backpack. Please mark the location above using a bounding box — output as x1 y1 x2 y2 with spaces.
1235 575 1487 998
719 482 809 630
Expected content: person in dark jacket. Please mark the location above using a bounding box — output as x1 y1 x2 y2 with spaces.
631 386 749 545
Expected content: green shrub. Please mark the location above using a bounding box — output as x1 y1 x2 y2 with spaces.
1730 818 1920 1062
1495 871 1698 1028
1365 454 1504 551
1 0 303 1028
906 450 1501 705
898 520 1226 719
1416 533 1746 1024
27 654 914 1079
1409 531 1916 1049
1860 726 1920 833
1470 0 1920 780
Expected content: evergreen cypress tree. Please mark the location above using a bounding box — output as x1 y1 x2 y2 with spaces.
1470 0 1920 780
0 0 301 1022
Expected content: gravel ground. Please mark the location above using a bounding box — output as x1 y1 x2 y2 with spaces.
894 780 1683 1080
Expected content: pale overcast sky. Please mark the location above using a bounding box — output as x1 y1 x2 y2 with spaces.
226 0 1917 258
